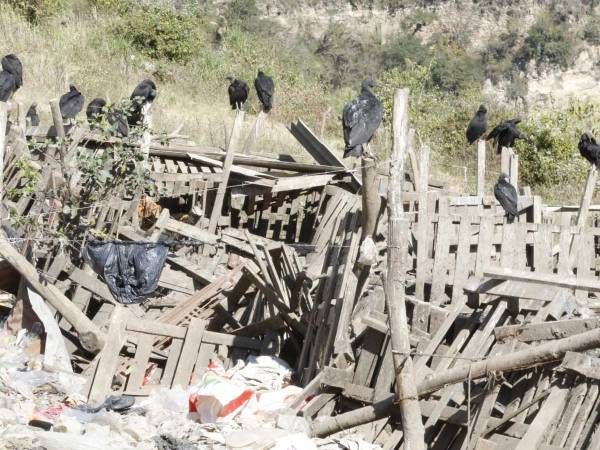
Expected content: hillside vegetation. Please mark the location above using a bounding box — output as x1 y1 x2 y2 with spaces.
2 0 600 202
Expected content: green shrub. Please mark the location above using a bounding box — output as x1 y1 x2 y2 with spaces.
382 33 430 70
429 40 484 93
117 5 203 62
6 0 64 23
583 15 600 45
516 102 600 189
224 0 263 33
481 31 519 82
515 13 577 70
314 23 383 88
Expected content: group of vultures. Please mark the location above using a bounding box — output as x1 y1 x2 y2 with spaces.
2 51 599 222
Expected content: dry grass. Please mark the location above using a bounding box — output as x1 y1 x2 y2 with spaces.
0 5 347 162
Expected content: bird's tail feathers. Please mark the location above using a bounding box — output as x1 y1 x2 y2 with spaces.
343 144 363 158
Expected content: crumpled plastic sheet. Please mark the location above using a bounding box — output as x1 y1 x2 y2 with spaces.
83 238 169 304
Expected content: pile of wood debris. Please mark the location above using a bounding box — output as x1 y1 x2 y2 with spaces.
1 91 600 450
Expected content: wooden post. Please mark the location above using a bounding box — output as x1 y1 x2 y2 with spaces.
49 99 65 140
477 139 485 197
510 152 519 191
0 102 7 202
500 147 510 175
407 128 419 187
141 103 152 159
242 110 266 155
208 110 245 234
311 322 600 437
0 230 105 353
16 102 26 137
385 88 425 450
576 165 597 227
415 145 429 301
360 155 380 243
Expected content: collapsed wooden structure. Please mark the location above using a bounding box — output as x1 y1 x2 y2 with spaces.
2 91 600 449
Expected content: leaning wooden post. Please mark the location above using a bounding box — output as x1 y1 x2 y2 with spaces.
385 88 425 450
477 139 486 197
241 110 267 155
0 102 7 202
208 110 245 234
140 102 152 159
569 165 598 262
49 99 65 140
576 165 597 227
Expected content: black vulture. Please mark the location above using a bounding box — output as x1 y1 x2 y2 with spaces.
342 79 383 158
86 98 107 125
0 70 16 102
59 85 85 120
466 104 488 145
254 70 274 112
1 54 23 89
129 79 157 127
579 133 600 168
494 173 518 223
226 76 249 110
26 103 39 127
486 118 526 153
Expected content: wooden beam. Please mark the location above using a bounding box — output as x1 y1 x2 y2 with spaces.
481 266 600 292
576 165 597 227
49 99 65 140
494 318 600 342
208 110 244 234
385 88 425 449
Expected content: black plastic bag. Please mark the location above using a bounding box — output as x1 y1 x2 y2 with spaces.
83 238 169 304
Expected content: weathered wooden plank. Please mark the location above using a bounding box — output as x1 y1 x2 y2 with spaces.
495 318 600 342
481 266 600 293
514 386 569 450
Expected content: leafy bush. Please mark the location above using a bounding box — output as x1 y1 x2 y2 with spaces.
382 33 430 70
428 40 484 93
481 31 519 82
583 15 600 45
6 0 64 23
224 0 263 34
515 13 577 70
516 102 600 189
117 5 203 62
315 23 383 88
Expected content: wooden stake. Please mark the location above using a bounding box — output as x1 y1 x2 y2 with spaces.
415 145 429 301
208 110 244 234
360 154 380 243
500 147 510 175
0 102 7 202
312 322 600 437
576 165 597 227
510 152 519 191
49 99 65 140
242 110 266 155
477 139 485 197
385 88 425 450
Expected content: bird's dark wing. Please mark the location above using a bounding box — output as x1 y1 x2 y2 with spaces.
466 117 486 144
131 80 156 103
0 71 15 102
486 123 509 140
255 75 274 110
107 108 129 137
507 118 521 125
227 84 237 107
1 56 22 89
494 181 518 216
342 94 383 148
60 91 85 118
